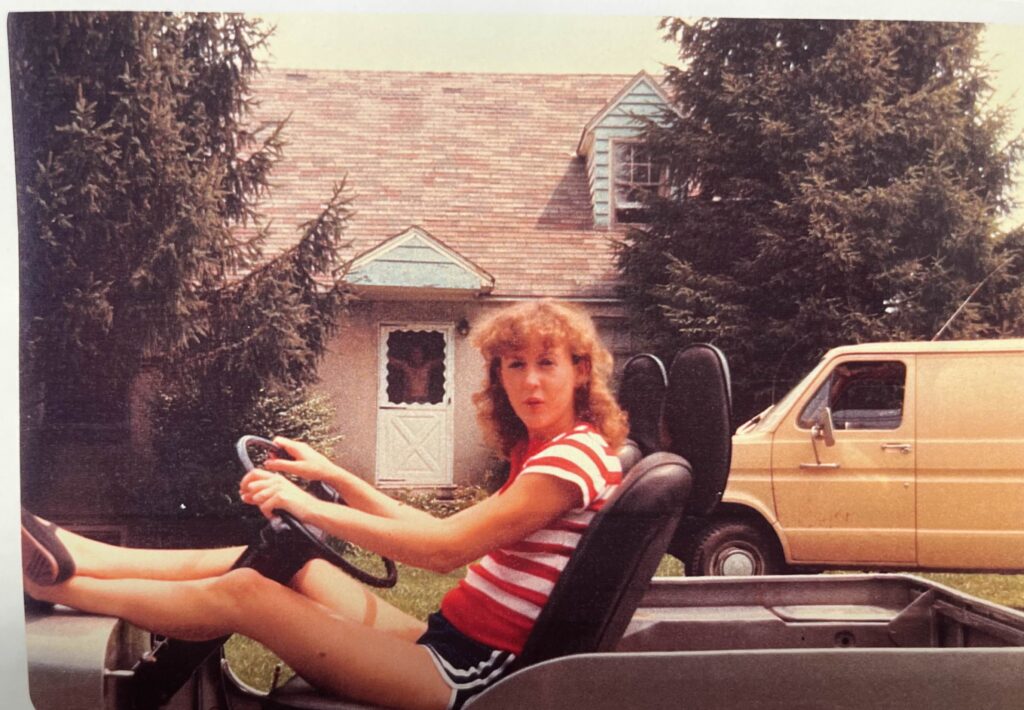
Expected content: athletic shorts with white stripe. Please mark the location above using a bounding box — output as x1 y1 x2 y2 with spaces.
417 611 516 710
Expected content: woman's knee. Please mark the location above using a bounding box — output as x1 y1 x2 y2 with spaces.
207 567 277 618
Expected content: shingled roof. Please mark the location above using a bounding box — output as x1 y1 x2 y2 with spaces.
246 69 637 300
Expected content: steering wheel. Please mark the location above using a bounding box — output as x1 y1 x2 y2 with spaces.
236 436 398 588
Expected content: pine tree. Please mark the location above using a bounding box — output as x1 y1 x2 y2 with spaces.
619 19 1022 421
11 12 351 513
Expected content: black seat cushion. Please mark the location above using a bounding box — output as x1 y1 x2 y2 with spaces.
264 677 385 710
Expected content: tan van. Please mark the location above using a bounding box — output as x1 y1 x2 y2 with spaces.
685 338 1024 576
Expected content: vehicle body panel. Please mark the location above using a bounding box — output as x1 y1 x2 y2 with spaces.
720 430 776 523
720 339 1024 572
769 353 916 563
25 574 1024 709
915 351 1024 568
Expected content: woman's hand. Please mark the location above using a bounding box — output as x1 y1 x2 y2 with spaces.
263 436 340 483
240 469 321 520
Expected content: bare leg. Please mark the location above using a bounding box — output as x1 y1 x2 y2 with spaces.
39 518 427 639
24 569 451 710
290 558 426 640
49 525 428 641
46 522 244 581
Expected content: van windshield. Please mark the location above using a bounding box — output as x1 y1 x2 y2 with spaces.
742 358 828 432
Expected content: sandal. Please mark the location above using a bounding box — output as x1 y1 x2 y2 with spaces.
21 508 76 585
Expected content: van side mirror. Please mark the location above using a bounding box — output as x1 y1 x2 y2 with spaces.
812 407 836 447
809 407 836 465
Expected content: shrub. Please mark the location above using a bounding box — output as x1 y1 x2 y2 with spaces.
388 485 489 518
148 384 341 518
480 456 511 494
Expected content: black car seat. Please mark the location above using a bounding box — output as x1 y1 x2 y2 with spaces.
504 451 691 669
264 451 693 710
616 344 733 517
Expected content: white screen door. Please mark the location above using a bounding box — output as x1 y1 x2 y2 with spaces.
375 324 454 485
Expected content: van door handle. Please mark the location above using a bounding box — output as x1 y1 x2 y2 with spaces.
799 463 841 470
881 443 912 454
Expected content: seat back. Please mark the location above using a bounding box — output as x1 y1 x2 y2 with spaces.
510 451 692 670
616 438 643 473
617 353 668 456
664 343 733 517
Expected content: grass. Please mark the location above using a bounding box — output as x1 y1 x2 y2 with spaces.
914 572 1024 609
225 550 1024 692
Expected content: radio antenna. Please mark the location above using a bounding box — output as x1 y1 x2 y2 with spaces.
932 253 1017 341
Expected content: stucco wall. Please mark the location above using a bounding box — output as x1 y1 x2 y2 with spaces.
316 299 491 486
315 299 630 487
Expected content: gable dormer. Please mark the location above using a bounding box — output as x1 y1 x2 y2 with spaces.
577 72 674 228
346 226 495 299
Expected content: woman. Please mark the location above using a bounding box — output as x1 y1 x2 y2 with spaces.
22 299 628 710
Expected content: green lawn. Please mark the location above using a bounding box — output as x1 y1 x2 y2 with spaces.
225 552 1024 692
914 572 1024 609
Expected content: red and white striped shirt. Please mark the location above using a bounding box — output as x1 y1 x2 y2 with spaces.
440 424 622 653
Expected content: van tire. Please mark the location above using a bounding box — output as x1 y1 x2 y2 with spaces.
688 520 785 576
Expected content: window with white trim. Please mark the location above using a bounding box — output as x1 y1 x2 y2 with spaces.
612 140 667 224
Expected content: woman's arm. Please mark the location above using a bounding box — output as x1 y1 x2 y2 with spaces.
241 468 581 573
263 437 434 523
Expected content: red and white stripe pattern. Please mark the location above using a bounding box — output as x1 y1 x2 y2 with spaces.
441 424 622 653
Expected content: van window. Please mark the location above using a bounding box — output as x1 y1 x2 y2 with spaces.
798 361 906 430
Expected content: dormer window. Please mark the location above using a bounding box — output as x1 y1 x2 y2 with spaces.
612 140 667 224
577 71 676 228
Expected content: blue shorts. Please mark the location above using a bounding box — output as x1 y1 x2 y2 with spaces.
417 612 517 710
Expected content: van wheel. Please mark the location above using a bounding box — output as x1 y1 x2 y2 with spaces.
688 520 785 576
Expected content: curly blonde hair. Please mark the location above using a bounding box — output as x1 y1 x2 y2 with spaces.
471 299 628 457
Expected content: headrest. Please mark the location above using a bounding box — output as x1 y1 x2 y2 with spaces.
664 344 733 517
617 353 668 456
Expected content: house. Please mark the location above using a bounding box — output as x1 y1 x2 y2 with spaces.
25 68 675 546
245 68 675 489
